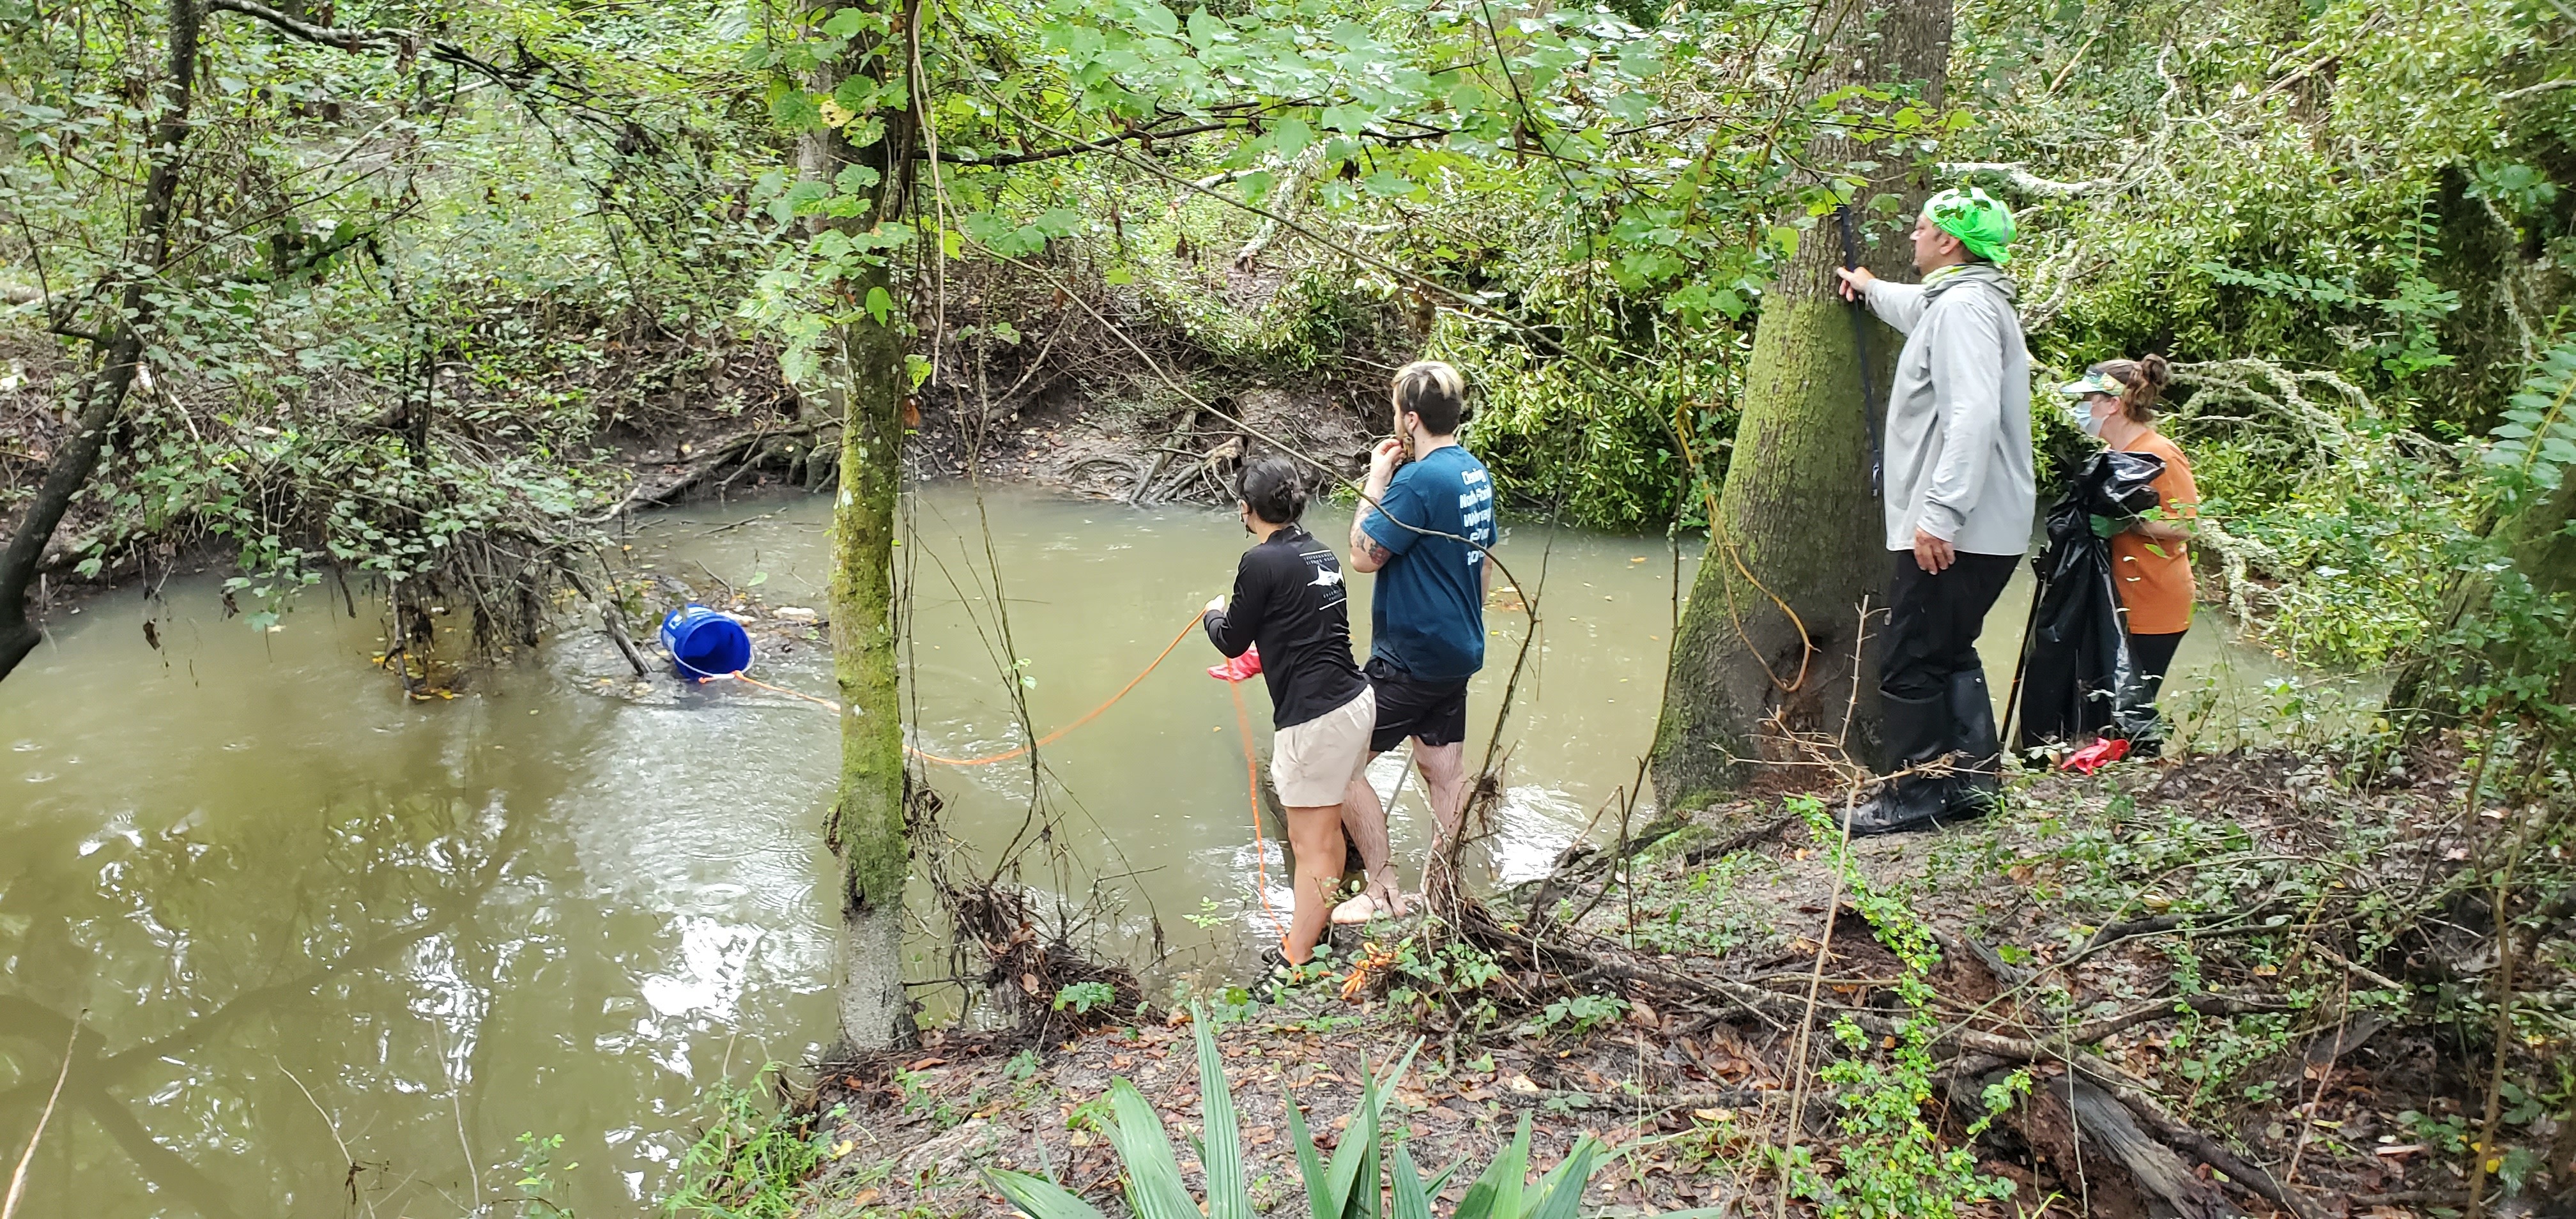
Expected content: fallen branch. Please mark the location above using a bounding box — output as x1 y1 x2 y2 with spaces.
1128 406 1200 505
1506 1085 1770 1112
1938 161 2115 197
2 1020 78 1219
579 424 819 524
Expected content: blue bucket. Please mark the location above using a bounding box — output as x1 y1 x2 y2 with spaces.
659 605 753 680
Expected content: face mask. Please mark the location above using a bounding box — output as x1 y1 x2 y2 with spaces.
2068 403 2106 438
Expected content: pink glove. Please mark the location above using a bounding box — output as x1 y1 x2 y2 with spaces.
2060 737 2130 775
1208 645 1262 682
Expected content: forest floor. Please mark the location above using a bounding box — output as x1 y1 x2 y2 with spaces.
760 744 2549 1219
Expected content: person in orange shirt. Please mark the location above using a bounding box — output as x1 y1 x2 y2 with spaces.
2059 356 2197 730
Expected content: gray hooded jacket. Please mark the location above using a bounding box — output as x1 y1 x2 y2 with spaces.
1861 263 2035 556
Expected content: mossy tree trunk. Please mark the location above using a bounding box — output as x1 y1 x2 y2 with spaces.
1649 0 1952 814
826 275 914 1051
805 17 921 1052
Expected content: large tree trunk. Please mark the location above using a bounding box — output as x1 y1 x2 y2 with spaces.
806 18 921 1052
0 0 203 683
1649 0 1952 813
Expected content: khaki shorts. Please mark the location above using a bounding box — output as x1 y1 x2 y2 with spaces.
1271 686 1375 808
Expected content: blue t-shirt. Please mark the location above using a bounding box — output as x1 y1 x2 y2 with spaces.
1362 445 1494 682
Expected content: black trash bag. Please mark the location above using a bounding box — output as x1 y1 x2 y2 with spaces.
2012 449 2167 752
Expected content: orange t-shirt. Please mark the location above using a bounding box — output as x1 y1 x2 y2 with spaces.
2110 430 2199 635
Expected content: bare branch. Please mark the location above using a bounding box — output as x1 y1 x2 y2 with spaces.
203 0 410 52
2501 77 2576 102
1938 161 2112 197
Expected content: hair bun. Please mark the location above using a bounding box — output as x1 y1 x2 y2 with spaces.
2137 353 2172 388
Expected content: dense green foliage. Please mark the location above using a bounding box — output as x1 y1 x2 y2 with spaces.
0 0 772 638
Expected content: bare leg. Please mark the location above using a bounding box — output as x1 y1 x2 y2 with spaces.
1337 754 1403 918
1281 804 1346 964
1411 741 1469 898
1413 740 1469 843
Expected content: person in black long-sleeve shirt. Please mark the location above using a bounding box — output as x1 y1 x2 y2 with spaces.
1203 456 1375 983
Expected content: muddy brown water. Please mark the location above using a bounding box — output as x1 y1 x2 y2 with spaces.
0 483 2354 1216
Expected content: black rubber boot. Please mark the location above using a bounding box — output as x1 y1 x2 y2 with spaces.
1942 668 2004 823
1844 691 1955 836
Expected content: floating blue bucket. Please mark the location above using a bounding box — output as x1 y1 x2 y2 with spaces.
659 605 753 680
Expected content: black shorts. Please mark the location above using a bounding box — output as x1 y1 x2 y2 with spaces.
1364 656 1471 753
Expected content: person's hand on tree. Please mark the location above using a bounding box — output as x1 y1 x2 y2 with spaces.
1834 266 1878 302
1912 528 1954 574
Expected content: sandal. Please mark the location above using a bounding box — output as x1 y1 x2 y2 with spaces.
1249 942 1312 1004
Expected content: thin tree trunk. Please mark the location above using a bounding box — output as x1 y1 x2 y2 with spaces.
1649 0 1952 813
0 0 204 683
825 287 916 1051
805 17 921 1052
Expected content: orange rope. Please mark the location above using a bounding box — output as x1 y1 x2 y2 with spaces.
697 610 1206 767
908 611 1206 766
1227 677 1278 923
702 608 1282 935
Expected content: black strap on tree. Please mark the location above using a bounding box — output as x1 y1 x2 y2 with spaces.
1835 205 1885 498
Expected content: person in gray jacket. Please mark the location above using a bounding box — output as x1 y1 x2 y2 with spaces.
1831 186 2034 835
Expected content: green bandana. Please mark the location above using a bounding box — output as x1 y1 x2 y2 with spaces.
1924 186 2016 266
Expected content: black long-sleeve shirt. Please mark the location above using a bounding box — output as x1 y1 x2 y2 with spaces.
1203 525 1368 730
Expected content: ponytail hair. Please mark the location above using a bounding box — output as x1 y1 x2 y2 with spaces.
1236 454 1309 525
2089 355 2171 424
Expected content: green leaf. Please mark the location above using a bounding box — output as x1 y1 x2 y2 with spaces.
746 571 769 587
1525 1135 1600 1219
864 286 895 326
1130 1 1180 36
834 164 882 195
1361 171 1417 198
1287 1088 1333 1219
1185 9 1228 49
1390 1141 1434 1219
1104 1080 1200 1219
1318 103 1373 132
1450 1116 1529 1219
986 1168 1114 1219
1271 117 1314 158
1194 1007 1251 1219
770 86 821 132
820 6 867 37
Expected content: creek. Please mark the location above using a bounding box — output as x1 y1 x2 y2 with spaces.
0 482 2352 1217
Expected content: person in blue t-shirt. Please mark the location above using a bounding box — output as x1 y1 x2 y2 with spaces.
1332 360 1496 924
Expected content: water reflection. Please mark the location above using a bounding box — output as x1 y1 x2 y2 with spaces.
0 597 835 1217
